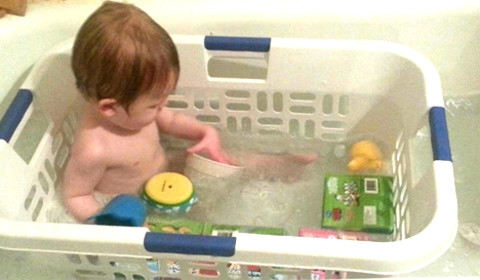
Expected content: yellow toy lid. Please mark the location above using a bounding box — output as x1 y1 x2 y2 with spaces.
144 172 194 206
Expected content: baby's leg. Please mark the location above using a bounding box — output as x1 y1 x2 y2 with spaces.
237 151 318 183
166 148 317 183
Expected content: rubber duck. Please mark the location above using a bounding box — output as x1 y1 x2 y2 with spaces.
347 140 383 172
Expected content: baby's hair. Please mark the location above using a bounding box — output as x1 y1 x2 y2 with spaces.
72 1 179 109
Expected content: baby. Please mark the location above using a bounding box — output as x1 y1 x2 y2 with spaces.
63 1 230 223
64 1 318 224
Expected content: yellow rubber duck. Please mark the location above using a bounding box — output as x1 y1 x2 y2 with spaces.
347 140 383 172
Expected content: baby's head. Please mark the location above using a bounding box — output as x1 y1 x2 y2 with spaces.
72 1 179 111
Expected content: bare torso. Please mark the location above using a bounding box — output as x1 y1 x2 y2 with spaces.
75 113 168 196
95 122 167 194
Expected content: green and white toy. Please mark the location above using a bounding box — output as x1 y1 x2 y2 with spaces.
322 174 394 234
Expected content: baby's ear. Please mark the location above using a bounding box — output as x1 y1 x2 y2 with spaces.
97 98 120 117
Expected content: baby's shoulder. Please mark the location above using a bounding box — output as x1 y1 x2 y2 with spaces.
70 129 110 164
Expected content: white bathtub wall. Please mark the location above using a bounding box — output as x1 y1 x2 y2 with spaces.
145 0 480 96
0 2 94 116
2 0 480 111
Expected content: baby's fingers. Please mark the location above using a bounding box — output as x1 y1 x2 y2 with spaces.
209 149 237 165
186 144 204 155
187 138 211 154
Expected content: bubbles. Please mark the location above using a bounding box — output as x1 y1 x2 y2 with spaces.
459 223 480 247
259 191 268 200
172 130 393 235
396 94 480 277
184 140 325 234
444 95 480 225
445 95 480 117
44 185 77 224
333 144 346 158
445 98 475 117
441 262 452 273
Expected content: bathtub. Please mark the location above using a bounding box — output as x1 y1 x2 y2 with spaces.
1 1 479 279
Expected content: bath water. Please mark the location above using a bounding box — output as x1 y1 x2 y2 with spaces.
397 94 480 277
444 96 480 242
165 132 392 237
46 129 395 239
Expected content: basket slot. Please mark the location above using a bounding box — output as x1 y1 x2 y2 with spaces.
0 89 33 143
204 36 270 81
429 107 452 161
144 232 236 257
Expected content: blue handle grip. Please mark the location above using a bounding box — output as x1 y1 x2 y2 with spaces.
0 89 33 143
205 36 271 52
144 232 236 257
429 107 452 161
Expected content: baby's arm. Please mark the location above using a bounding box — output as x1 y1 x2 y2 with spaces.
156 108 231 164
63 143 107 222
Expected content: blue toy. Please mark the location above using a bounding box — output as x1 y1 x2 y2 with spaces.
88 194 147 227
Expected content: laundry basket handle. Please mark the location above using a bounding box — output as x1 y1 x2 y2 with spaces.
204 36 271 52
0 89 33 143
429 107 452 161
144 232 236 257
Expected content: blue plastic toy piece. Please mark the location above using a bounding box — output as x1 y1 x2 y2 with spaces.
88 194 147 227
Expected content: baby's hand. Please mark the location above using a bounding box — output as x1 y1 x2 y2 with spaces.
187 127 234 165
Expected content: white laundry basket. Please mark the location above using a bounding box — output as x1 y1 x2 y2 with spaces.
0 35 457 279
